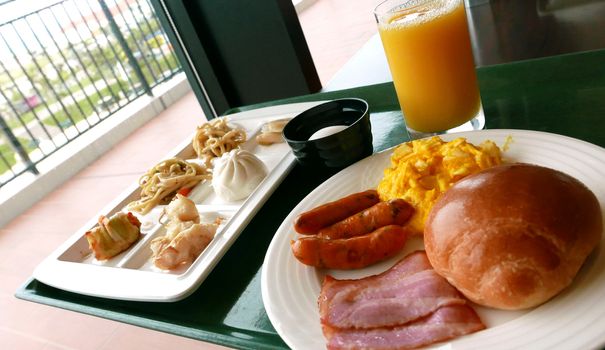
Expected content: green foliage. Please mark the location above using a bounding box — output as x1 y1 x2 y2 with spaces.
0 6 183 178
7 105 43 129
0 137 37 175
0 143 16 175
42 81 127 127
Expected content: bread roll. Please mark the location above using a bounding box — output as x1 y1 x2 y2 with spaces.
425 163 602 310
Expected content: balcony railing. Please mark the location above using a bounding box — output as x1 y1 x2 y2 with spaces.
0 0 182 187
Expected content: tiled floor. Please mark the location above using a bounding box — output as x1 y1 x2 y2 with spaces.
298 0 379 86
0 1 378 349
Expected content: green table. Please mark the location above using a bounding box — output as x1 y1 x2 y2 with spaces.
16 49 605 350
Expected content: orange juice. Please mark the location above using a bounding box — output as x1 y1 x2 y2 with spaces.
377 0 481 133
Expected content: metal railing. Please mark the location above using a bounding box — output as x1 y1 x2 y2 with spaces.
0 0 182 187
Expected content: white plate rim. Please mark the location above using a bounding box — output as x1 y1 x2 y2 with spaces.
261 128 605 350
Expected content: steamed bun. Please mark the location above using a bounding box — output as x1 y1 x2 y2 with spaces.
212 149 268 201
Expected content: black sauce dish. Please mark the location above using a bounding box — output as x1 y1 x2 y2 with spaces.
282 98 373 170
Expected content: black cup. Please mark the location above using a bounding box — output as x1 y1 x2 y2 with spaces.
282 98 373 169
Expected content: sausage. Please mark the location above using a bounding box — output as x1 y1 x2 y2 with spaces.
291 225 408 269
317 199 414 240
293 190 380 234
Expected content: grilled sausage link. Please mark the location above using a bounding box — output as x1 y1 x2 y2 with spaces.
318 199 414 240
293 190 380 234
291 225 408 269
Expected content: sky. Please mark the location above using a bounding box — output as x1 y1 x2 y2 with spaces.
0 0 140 66
1 1 91 62
0 0 62 25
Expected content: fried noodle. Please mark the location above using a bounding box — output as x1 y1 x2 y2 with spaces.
192 117 246 162
127 158 211 215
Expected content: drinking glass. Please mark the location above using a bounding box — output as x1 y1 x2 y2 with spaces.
374 0 485 139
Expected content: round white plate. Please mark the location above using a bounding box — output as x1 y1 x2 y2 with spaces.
261 129 605 350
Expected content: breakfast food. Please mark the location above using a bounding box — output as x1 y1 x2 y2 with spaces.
85 212 141 260
292 225 408 269
192 117 247 163
324 305 485 350
425 163 603 310
291 191 414 269
319 251 485 349
319 251 462 328
317 199 414 239
256 118 290 145
151 194 219 270
377 136 502 234
294 189 380 234
127 158 211 215
211 149 268 201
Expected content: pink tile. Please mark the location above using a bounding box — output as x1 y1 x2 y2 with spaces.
10 302 118 350
42 343 73 350
2 212 82 240
0 228 28 249
1 294 117 350
298 0 379 85
0 295 44 330
0 249 41 282
102 323 233 350
0 270 32 296
0 328 47 350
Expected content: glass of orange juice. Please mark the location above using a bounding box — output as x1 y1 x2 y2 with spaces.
374 0 484 138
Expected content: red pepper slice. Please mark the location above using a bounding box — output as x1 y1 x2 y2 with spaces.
177 187 192 197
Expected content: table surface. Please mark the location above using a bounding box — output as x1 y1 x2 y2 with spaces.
16 48 605 349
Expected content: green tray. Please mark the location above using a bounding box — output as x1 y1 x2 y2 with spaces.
16 49 605 350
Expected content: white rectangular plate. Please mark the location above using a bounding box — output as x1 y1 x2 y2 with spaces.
33 101 325 302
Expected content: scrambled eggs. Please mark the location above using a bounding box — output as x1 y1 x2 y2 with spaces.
377 136 502 235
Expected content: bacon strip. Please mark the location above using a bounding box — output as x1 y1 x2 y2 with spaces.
323 305 485 350
318 251 485 349
322 269 467 329
319 251 433 303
